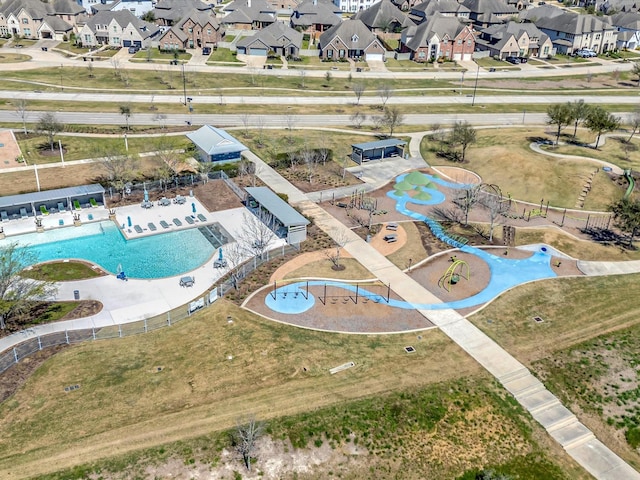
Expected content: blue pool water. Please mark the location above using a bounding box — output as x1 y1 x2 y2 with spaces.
0 222 215 279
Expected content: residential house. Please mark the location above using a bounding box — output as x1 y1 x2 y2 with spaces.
157 9 224 50
290 0 342 34
407 0 471 23
353 0 415 38
476 20 553 58
392 0 422 12
333 0 382 14
78 10 160 48
236 21 302 55
152 0 212 28
506 0 531 11
87 0 155 17
318 18 387 60
611 11 640 49
523 9 617 53
600 0 640 14
459 0 519 27
221 0 277 30
400 12 475 60
0 0 85 40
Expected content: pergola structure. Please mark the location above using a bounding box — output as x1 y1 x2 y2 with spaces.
245 187 310 245
351 138 407 164
0 184 105 220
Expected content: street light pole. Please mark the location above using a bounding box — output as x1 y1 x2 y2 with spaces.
181 63 187 106
471 64 479 106
60 64 63 92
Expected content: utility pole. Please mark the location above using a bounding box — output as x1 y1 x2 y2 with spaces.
471 64 479 107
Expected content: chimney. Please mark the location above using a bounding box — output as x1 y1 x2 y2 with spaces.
313 0 317 5
248 0 251 7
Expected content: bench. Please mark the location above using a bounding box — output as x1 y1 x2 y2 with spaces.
383 234 397 243
386 222 398 231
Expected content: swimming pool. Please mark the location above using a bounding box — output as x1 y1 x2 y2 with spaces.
0 221 216 279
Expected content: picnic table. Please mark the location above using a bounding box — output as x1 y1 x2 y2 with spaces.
180 276 194 287
174 196 186 205
159 197 171 207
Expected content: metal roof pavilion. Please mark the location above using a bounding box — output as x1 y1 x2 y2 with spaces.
186 125 248 155
0 184 105 209
351 138 407 150
245 187 310 227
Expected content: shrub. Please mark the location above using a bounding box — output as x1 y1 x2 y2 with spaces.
626 426 640 448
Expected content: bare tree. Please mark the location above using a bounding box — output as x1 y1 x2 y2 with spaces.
153 113 167 129
430 123 446 154
325 229 349 270
350 111 366 129
453 185 481 226
235 416 263 472
318 137 330 165
299 69 307 89
379 107 404 136
627 107 640 143
450 121 476 162
633 61 640 87
301 145 317 183
378 83 393 108
36 112 64 151
240 112 251 137
119 104 132 131
224 242 248 289
216 87 224 106
99 148 139 198
153 136 185 188
238 210 276 260
285 113 296 144
87 61 94 78
14 98 28 134
352 83 366 105
0 243 58 330
477 184 509 242
110 57 121 78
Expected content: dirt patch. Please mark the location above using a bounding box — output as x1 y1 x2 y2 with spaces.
245 283 434 333
0 130 22 169
62 300 103 320
0 345 68 403
193 178 244 212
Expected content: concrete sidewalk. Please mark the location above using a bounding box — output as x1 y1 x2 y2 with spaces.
248 151 640 480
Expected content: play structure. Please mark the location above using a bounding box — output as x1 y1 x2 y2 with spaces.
438 259 470 292
317 281 391 305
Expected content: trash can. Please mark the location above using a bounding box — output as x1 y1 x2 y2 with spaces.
366 234 371 243
73 290 80 300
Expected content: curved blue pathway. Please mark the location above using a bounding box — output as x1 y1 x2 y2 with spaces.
267 173 556 314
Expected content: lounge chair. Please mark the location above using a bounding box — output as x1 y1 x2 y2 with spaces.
20 207 28 219
185 216 195 225
0 211 8 222
57 202 66 212
148 222 157 231
134 225 143 233
73 200 81 210
160 220 170 229
89 198 98 207
173 218 182 226
40 205 49 215
197 213 207 222
59 219 64 226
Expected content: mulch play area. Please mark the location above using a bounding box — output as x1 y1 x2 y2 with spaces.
245 283 435 334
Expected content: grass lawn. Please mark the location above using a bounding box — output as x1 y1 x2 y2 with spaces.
541 132 640 172
0 299 587 480
516 227 640 261
55 42 91 55
22 261 102 281
387 221 428 268
207 48 243 64
284 257 373 280
0 53 31 63
133 49 192 62
384 57 432 72
469 273 640 465
422 127 624 210
16 134 191 165
0 155 163 196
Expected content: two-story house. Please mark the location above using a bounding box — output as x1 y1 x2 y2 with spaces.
79 10 160 48
476 20 553 58
611 11 640 50
459 0 518 28
290 0 342 34
353 0 415 38
407 0 471 24
399 12 475 61
0 0 84 40
318 18 387 60
221 0 277 30
157 9 225 50
152 0 213 28
523 8 617 54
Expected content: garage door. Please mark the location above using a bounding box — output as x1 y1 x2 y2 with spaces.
250 47 268 56
133 41 142 48
123 40 131 47
366 53 384 61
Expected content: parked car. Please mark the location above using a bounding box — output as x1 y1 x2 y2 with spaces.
576 49 596 58
202 47 211 55
128 46 139 54
505 56 521 64
518 57 528 63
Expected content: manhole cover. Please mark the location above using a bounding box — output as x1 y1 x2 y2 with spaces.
533 316 544 323
404 346 416 353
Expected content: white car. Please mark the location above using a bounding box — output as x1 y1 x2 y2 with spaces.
576 49 596 58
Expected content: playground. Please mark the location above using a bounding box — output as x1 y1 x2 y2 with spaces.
247 167 594 331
